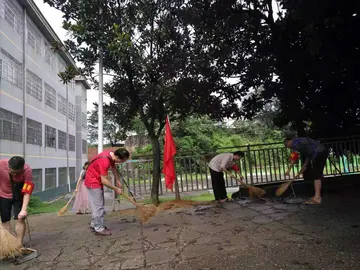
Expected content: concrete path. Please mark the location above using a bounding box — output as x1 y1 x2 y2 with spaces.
2 189 360 270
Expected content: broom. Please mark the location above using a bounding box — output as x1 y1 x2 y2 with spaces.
120 193 158 224
226 171 266 198
0 226 22 260
57 191 77 217
276 178 295 197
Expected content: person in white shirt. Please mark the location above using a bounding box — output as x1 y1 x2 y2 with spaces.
208 151 244 203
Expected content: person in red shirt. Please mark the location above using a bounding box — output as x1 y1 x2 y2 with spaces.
85 148 130 236
0 156 34 246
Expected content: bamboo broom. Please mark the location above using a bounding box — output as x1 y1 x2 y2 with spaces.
121 193 158 224
226 171 266 198
57 192 77 217
276 179 295 197
0 226 22 260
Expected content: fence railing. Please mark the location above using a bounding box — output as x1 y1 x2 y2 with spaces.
116 136 360 195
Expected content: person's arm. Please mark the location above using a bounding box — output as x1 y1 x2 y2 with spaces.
101 175 122 193
285 160 297 175
18 169 33 219
111 165 122 188
99 160 122 194
297 158 310 177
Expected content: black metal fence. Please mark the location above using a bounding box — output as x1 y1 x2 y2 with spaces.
115 136 360 195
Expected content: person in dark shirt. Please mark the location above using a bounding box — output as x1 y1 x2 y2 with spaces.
284 137 328 204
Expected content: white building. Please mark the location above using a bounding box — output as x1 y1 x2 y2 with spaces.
0 0 90 200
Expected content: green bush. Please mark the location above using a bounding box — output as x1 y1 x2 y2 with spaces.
28 196 43 212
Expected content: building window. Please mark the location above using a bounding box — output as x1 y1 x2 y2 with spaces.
58 130 67 150
44 40 55 69
0 108 22 142
45 83 56 109
58 94 67 116
69 134 75 151
68 102 75 121
58 167 67 186
82 139 87 154
58 56 66 73
27 18 42 55
26 69 42 101
26 118 42 146
69 167 76 182
45 125 56 148
1 0 23 35
32 169 42 193
81 113 87 128
45 168 56 189
0 48 23 88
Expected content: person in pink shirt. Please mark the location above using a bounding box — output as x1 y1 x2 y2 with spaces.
85 148 129 236
0 156 34 246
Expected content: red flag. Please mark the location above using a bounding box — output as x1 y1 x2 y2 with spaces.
162 116 177 190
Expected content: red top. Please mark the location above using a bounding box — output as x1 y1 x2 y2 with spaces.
0 159 33 199
84 151 114 189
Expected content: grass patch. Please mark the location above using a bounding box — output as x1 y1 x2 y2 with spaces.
28 196 65 215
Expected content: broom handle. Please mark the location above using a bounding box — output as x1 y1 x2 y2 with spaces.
225 171 250 187
121 193 139 207
65 192 77 208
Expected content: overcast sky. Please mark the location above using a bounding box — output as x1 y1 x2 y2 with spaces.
34 0 112 112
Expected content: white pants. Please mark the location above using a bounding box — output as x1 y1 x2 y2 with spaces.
87 187 106 232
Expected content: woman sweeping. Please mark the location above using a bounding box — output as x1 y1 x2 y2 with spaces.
73 162 90 214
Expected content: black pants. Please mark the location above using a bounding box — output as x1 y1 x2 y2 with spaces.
303 149 329 182
0 197 22 222
209 168 228 200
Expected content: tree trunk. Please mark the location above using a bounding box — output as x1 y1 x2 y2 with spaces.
150 136 161 205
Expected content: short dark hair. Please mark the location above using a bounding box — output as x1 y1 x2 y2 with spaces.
8 156 25 170
233 151 244 157
114 148 130 159
83 161 89 169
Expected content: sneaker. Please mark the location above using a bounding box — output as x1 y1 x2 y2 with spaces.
90 226 108 231
95 229 112 236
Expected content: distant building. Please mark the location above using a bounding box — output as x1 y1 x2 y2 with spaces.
0 0 90 200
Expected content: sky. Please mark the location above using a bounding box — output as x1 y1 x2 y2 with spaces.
34 0 112 112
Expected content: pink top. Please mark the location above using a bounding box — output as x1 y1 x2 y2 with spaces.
0 159 33 199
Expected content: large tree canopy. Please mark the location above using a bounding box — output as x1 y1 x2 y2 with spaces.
44 0 243 203
184 0 360 138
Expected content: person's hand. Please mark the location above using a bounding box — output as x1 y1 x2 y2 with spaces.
18 210 27 220
295 173 301 179
75 189 78 193
115 187 122 195
116 180 122 188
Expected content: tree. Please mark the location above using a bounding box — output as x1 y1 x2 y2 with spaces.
43 0 242 204
87 103 125 145
185 0 360 139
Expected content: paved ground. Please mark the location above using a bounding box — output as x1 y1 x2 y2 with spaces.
2 185 360 270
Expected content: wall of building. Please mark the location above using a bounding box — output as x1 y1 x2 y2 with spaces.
0 0 88 201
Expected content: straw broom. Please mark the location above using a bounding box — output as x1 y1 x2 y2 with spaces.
226 171 266 198
58 191 77 217
121 193 158 224
276 179 295 197
0 226 22 260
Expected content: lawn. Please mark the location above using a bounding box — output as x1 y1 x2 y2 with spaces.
28 197 65 215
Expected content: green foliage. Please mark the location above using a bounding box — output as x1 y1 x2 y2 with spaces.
133 116 286 156
28 196 64 214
